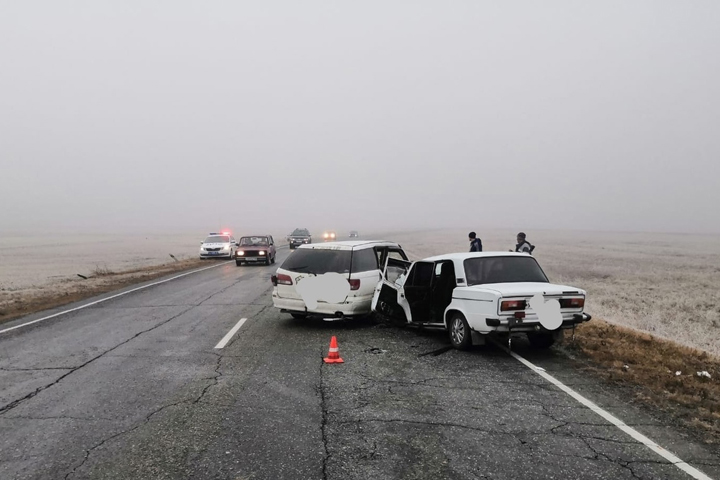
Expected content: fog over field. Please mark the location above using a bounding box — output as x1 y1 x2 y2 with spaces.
1 1 720 236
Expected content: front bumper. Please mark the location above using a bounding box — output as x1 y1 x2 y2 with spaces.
271 294 372 318
484 313 592 332
200 251 232 258
236 255 269 262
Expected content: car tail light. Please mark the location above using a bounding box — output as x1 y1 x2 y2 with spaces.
276 274 293 285
500 300 526 311
514 311 525 319
559 298 584 309
348 279 360 290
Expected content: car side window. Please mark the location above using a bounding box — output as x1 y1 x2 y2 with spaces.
352 248 379 273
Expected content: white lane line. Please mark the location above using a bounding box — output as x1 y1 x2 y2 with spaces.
496 342 713 480
214 318 247 349
0 261 233 336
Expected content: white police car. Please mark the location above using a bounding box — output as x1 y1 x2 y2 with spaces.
199 232 237 259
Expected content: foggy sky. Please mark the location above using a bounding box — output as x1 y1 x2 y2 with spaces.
2 1 719 236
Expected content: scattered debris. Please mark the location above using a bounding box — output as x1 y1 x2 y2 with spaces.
76 274 88 280
623 364 630 371
697 371 712 379
169 254 178 261
365 347 387 354
676 371 682 376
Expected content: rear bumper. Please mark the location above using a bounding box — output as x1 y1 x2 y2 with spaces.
271 294 372 318
484 313 592 332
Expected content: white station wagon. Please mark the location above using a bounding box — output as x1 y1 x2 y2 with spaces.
271 240 408 320
371 252 592 350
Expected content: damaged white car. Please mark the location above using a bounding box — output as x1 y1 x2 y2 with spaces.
371 252 592 350
270 241 408 320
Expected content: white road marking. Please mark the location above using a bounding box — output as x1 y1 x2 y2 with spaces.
0 261 233 336
215 318 247 349
496 341 713 480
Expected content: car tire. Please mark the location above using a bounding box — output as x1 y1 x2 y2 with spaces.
290 313 307 319
527 332 556 349
236 261 242 267
448 313 473 350
271 254 276 264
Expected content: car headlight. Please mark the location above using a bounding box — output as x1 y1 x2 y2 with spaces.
259 251 266 255
237 251 245 256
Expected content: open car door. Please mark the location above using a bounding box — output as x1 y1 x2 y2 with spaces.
401 261 435 323
371 256 412 322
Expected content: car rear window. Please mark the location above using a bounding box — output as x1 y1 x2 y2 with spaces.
463 256 549 285
280 248 352 274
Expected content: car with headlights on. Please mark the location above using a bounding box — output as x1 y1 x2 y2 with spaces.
288 228 312 249
235 235 276 266
371 252 591 350
199 232 237 259
321 231 337 242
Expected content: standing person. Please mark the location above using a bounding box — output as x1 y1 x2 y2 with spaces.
515 232 535 254
469 232 483 252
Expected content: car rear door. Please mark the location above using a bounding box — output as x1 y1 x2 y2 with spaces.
402 261 434 323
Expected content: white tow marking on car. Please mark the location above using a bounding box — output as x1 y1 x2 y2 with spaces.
0 261 234 336
497 342 713 480
215 318 248 349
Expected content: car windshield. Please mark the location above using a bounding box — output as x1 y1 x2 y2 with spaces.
464 256 549 286
291 229 309 236
240 237 269 246
280 249 352 274
204 236 230 243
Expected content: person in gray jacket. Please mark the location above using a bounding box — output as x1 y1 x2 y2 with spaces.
515 232 535 254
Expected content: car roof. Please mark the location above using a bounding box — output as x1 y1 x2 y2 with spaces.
297 240 400 250
240 235 271 237
420 251 534 262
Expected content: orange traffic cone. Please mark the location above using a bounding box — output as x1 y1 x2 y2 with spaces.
323 336 344 364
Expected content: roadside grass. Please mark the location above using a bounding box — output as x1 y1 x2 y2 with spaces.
563 318 720 443
0 258 209 325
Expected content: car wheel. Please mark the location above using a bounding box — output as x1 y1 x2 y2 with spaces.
271 254 276 264
448 313 472 350
290 313 307 319
235 261 242 267
527 332 556 349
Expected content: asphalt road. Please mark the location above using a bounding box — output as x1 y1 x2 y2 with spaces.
1 246 718 480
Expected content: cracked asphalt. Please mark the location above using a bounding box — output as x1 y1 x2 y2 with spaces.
1 247 718 479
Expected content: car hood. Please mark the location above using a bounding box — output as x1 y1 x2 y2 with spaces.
466 282 585 296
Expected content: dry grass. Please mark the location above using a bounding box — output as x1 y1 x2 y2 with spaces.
0 258 207 325
563 319 720 443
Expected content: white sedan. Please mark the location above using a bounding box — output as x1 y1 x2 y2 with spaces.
371 251 591 350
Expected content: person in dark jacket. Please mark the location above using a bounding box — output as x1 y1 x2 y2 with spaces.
469 232 483 252
515 232 535 254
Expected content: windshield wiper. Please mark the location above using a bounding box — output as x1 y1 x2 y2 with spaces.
290 266 316 275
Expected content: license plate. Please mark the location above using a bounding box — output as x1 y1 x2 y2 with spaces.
209 252 218 255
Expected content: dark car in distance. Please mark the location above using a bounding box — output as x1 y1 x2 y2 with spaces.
235 235 276 266
287 228 312 249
